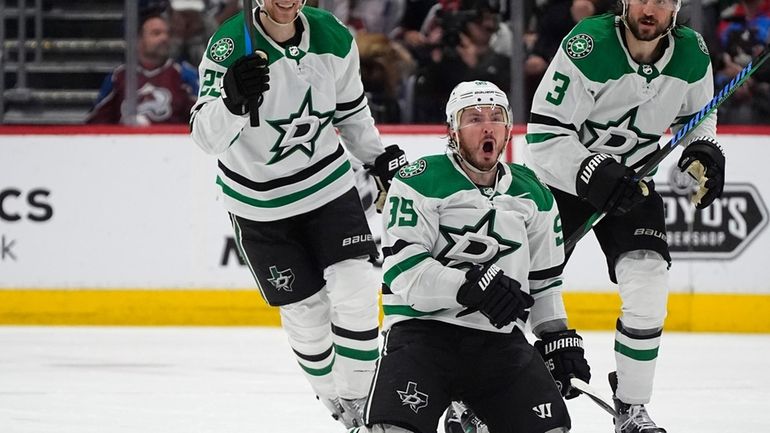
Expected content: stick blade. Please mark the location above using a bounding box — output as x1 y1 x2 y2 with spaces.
569 377 619 418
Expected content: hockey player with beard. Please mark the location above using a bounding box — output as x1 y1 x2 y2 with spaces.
524 1 726 432
189 0 407 428
348 80 590 433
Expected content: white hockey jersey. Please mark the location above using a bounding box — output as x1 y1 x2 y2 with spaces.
525 14 717 195
381 154 568 334
190 7 384 221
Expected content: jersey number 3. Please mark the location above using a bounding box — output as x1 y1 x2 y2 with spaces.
545 71 570 106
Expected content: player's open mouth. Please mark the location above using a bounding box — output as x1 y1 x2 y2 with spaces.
482 139 495 153
276 2 296 10
640 18 656 27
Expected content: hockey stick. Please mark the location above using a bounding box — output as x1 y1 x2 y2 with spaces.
242 0 263 127
569 377 618 418
450 401 490 433
564 44 770 252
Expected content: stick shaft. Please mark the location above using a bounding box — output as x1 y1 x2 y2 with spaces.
564 47 770 252
242 0 260 127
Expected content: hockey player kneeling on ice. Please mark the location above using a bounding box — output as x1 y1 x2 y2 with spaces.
190 0 409 429
524 0 726 432
347 81 590 433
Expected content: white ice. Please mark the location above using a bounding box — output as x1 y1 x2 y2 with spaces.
1 327 768 433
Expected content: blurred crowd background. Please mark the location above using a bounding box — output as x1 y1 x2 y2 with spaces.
1 0 768 125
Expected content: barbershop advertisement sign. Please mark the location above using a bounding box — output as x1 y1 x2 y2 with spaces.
659 163 768 260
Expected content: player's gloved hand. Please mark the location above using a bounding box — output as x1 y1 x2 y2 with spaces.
534 329 591 399
678 136 725 209
369 145 408 213
222 51 270 115
456 263 534 329
576 153 649 215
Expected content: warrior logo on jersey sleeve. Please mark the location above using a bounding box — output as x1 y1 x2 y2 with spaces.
437 210 520 268
266 88 334 165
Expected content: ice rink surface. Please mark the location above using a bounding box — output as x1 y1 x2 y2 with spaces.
1 327 768 433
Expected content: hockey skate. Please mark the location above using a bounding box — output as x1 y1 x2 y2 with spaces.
609 372 667 433
339 397 367 427
443 402 488 433
318 396 356 428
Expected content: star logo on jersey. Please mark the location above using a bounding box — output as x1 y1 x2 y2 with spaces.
566 34 593 59
582 107 660 164
437 210 520 268
398 160 427 179
210 37 234 62
396 381 429 413
266 89 334 165
267 265 295 292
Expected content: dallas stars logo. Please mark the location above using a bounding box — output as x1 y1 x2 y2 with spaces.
396 381 429 413
266 88 334 165
267 265 295 292
209 38 234 62
437 210 520 268
566 34 593 59
582 107 660 164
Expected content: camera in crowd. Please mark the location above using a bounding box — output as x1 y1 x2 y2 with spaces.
435 0 502 57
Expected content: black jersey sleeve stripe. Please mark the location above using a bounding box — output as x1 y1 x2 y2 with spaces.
218 144 345 191
616 319 663 339
336 92 365 112
528 263 565 281
293 345 334 362
331 324 379 341
382 240 412 258
529 113 578 133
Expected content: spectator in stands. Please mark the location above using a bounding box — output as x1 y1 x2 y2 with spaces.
349 0 407 36
412 0 511 122
356 32 416 123
715 0 770 123
524 0 610 112
86 12 199 125
209 0 240 24
168 0 212 66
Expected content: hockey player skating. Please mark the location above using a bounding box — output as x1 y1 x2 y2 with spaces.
524 1 726 432
189 0 407 428
349 80 590 433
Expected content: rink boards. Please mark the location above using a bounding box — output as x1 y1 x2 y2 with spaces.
1 125 769 331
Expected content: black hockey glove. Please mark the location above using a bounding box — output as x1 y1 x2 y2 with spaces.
222 51 270 115
678 136 725 209
534 329 591 400
456 263 534 329
576 153 649 215
369 145 408 213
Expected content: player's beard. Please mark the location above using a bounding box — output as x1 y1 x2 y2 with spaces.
460 141 500 172
626 14 670 42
